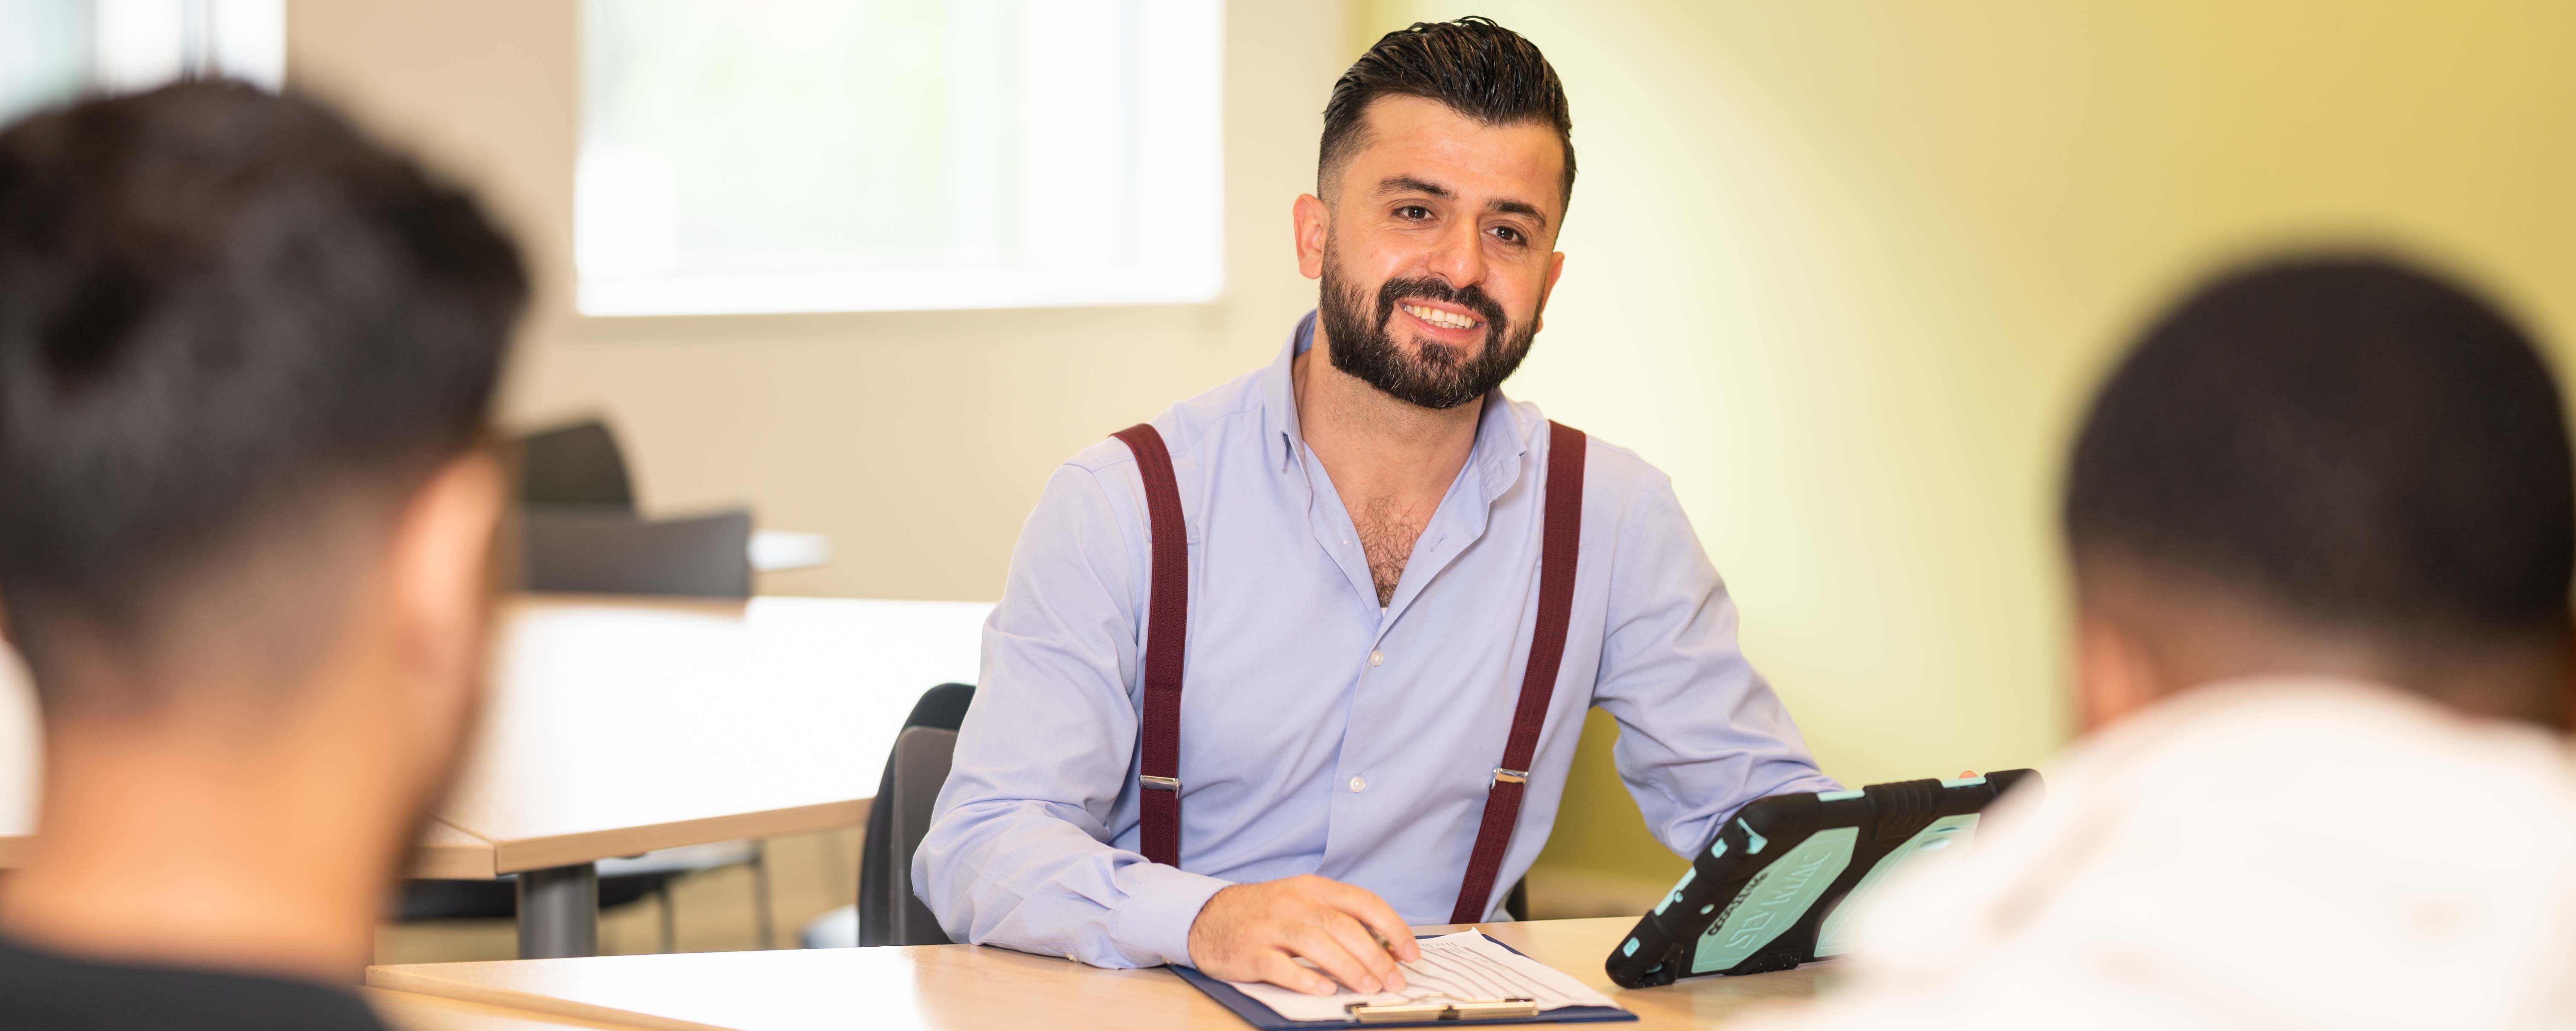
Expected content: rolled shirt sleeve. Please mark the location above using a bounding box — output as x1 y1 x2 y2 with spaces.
912 460 1230 968
1590 469 1840 857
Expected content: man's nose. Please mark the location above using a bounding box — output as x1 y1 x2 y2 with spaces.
1422 217 1488 293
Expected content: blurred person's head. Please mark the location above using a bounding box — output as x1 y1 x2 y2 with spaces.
1296 17 1573 411
0 81 524 976
2063 255 2574 732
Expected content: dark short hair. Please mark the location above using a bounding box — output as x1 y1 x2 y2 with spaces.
2065 255 2573 649
0 82 526 685
1320 17 1575 207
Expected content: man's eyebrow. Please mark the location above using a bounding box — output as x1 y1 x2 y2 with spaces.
1487 197 1548 230
1375 175 1454 199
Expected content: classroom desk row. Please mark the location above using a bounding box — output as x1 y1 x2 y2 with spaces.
0 593 994 957
366 916 1832 1031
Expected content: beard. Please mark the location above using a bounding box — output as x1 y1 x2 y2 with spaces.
1317 248 1539 411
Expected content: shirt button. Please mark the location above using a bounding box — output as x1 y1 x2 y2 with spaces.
1349 776 1367 793
1369 650 1385 667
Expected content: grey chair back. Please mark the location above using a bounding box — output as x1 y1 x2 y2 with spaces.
520 507 753 597
513 420 637 510
883 725 960 947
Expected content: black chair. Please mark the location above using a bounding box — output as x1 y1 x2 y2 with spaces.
520 507 753 597
511 419 636 510
509 417 753 599
858 682 976 946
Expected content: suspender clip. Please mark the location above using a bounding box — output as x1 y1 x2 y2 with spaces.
1491 767 1530 785
1139 775 1182 792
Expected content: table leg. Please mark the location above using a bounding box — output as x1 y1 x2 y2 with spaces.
515 863 600 959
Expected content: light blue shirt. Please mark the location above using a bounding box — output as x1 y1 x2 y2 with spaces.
917 314 1836 969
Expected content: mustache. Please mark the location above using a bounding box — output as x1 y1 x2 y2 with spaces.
1374 276 1509 338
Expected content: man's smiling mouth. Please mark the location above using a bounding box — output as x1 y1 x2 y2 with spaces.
1400 302 1480 330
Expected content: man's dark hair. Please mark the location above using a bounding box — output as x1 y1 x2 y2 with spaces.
1320 17 1575 206
0 81 526 687
2064 255 2573 652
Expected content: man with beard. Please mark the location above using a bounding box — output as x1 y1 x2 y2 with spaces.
0 82 523 1029
917 18 1836 994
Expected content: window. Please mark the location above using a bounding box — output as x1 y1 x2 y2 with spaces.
577 0 1224 317
0 0 283 125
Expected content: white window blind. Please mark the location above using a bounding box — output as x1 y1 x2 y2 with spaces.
0 0 283 126
577 0 1224 317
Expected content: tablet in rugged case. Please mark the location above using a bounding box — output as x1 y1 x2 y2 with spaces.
1602 770 2041 988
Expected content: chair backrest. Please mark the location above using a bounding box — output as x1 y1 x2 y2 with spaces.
513 420 637 510
882 726 960 946
860 682 975 946
519 507 753 597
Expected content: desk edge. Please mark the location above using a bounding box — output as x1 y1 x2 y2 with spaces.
482 798 870 874
368 969 737 1031
411 821 501 880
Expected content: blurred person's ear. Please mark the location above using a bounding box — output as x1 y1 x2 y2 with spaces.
385 451 506 751
2074 608 2161 734
2561 618 2576 732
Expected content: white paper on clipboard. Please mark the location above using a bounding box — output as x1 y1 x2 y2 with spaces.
1225 930 1622 1023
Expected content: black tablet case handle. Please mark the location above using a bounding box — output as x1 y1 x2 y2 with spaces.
1604 769 2043 988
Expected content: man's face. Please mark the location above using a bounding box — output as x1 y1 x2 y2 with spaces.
1303 95 1567 410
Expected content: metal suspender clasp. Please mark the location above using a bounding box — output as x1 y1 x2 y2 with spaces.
1491 767 1530 785
1140 775 1182 792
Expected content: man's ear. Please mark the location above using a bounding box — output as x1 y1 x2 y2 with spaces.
1534 250 1566 334
1294 193 1330 280
2073 608 2162 734
386 451 506 727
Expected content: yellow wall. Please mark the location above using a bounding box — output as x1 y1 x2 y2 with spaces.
292 3 2576 908
1357 0 2576 894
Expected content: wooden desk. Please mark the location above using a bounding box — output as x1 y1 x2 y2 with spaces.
369 989 650 1031
1 594 992 959
368 916 1835 1030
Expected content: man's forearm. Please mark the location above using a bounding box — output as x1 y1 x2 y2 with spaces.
913 797 1231 968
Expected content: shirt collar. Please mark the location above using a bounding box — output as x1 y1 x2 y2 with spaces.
1263 312 1314 474
1263 311 1535 500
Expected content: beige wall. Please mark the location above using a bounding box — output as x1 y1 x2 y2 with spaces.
288 0 1351 603
1355 0 2576 893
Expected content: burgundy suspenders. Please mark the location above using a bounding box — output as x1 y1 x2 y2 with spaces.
1449 419 1587 922
1111 423 1191 869
1112 420 1588 922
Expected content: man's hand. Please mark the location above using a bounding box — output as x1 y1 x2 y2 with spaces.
1185 874 1422 995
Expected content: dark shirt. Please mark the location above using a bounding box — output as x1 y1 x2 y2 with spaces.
0 935 387 1031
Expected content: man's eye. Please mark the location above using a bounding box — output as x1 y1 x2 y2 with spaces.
1396 205 1432 221
1491 226 1523 245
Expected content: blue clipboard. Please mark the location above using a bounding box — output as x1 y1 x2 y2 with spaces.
1169 932 1639 1029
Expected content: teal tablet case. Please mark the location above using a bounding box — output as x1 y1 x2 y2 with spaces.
1602 770 2041 988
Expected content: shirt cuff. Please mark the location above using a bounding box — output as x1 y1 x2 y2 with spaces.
1111 863 1234 968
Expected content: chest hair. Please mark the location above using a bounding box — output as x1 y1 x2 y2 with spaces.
1352 494 1432 607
